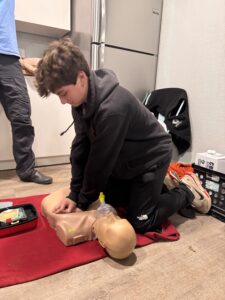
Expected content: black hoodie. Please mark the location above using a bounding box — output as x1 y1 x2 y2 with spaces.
68 69 172 210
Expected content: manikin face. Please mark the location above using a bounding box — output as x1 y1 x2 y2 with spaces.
93 212 120 246
56 71 88 107
93 212 136 259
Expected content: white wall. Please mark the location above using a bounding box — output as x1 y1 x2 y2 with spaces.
156 0 225 163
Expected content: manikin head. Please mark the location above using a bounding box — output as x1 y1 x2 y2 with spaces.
41 189 136 260
93 204 136 259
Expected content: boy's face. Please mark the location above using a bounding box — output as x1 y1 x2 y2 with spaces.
56 71 88 107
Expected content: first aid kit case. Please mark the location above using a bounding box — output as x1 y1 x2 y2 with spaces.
0 204 38 237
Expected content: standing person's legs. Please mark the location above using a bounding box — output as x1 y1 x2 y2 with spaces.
0 55 52 184
0 55 35 178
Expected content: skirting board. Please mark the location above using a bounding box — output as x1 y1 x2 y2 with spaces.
0 155 70 171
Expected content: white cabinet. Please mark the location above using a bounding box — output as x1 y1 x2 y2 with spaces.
15 0 70 37
25 77 74 161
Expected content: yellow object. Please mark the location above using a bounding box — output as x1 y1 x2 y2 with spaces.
99 192 105 203
68 227 76 233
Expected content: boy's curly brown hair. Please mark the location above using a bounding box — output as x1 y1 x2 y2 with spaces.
35 37 90 97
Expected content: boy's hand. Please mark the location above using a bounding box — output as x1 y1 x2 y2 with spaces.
53 198 77 214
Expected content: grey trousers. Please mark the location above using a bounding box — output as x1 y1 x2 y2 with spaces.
0 54 35 178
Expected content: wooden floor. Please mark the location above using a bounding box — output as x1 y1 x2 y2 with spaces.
1 165 225 300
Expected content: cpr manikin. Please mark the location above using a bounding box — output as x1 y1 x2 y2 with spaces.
41 188 136 259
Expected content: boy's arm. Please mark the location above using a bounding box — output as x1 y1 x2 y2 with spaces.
67 109 90 203
77 113 129 210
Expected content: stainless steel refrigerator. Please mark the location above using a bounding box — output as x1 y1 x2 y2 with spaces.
71 0 163 100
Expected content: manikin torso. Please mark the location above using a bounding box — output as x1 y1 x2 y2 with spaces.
41 188 100 245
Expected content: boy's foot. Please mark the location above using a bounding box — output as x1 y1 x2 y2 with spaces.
181 173 211 214
178 205 196 219
164 170 180 190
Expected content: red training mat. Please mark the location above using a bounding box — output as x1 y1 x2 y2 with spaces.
0 195 180 287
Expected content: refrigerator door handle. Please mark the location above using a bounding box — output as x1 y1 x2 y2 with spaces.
91 44 105 69
92 0 101 42
92 0 106 43
100 0 106 43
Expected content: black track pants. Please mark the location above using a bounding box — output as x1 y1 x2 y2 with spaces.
104 159 193 233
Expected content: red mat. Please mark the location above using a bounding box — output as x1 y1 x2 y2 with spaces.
0 195 180 288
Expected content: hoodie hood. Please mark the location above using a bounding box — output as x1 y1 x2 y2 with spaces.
82 69 119 119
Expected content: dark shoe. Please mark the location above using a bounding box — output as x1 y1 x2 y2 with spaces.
178 205 196 219
20 170 53 185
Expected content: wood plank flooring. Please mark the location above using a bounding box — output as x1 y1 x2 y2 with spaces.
0 164 225 300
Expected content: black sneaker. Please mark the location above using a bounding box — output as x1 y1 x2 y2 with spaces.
20 170 53 185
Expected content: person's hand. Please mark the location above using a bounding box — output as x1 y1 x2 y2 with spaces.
53 198 77 214
19 57 40 76
74 207 82 212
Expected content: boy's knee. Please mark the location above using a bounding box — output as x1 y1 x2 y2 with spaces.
129 215 152 234
128 207 158 233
